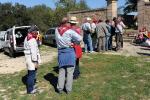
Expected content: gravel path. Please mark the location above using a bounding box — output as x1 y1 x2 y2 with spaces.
0 46 57 74
104 42 150 57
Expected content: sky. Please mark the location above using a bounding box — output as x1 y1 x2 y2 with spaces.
0 0 126 9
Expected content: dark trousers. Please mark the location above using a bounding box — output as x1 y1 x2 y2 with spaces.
116 33 123 50
73 58 80 78
121 35 123 48
108 35 113 50
27 70 36 93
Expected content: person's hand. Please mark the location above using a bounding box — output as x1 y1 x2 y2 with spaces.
33 62 38 68
70 43 74 47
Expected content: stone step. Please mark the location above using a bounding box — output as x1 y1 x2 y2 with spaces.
123 38 133 42
123 36 135 39
112 37 133 42
124 34 136 37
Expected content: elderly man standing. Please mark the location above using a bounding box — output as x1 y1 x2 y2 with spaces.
96 20 109 52
82 17 94 53
55 17 82 94
24 25 41 94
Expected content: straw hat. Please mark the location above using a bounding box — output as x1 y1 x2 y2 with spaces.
86 17 92 21
69 16 78 24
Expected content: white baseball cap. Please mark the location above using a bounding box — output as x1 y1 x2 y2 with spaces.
86 17 92 21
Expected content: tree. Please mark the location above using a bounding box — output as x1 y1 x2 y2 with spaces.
55 0 76 8
76 0 89 10
0 3 31 30
124 0 138 14
13 3 31 26
0 1 89 32
54 0 89 26
27 5 54 32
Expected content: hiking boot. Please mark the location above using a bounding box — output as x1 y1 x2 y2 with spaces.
27 89 37 94
56 89 63 94
89 51 96 53
66 91 71 94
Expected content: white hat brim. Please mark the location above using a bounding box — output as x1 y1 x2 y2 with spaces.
69 21 78 24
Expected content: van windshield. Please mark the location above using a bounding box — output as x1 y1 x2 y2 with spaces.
15 27 30 47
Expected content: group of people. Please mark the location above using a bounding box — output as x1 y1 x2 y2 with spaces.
82 16 126 52
24 17 82 94
23 16 126 94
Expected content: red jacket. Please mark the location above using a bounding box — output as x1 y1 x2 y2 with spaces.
71 26 82 58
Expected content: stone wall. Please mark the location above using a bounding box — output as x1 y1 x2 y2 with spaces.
138 0 150 31
68 8 107 25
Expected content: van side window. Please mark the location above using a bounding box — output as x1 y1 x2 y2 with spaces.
46 30 51 35
51 29 55 34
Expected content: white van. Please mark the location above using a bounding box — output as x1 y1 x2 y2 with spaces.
0 31 6 50
3 26 31 57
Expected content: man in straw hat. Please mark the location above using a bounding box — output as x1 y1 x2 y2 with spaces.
55 17 82 94
69 16 82 79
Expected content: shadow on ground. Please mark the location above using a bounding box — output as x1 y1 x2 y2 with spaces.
52 66 59 74
137 52 150 56
4 52 24 58
22 74 28 85
140 47 150 50
44 72 58 92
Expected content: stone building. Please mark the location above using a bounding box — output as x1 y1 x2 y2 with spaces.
68 0 118 24
68 8 107 24
138 0 150 31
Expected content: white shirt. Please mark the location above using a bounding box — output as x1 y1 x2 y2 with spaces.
24 37 41 63
91 23 96 33
81 22 91 31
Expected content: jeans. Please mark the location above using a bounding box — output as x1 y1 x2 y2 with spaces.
105 36 110 51
57 67 75 92
83 33 93 52
73 58 80 78
27 70 36 93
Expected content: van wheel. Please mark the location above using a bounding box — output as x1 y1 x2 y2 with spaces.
9 48 15 58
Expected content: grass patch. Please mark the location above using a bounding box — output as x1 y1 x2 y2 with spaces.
0 54 149 100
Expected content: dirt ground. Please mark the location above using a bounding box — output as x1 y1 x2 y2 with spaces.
104 42 150 57
0 43 149 74
0 46 57 74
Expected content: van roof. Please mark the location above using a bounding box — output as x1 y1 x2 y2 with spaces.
48 27 56 30
15 26 31 29
7 26 31 31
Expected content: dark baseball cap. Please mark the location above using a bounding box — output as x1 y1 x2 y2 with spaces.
28 25 39 33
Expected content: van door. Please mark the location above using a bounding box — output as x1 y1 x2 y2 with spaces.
44 30 51 44
0 32 5 49
3 31 11 52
